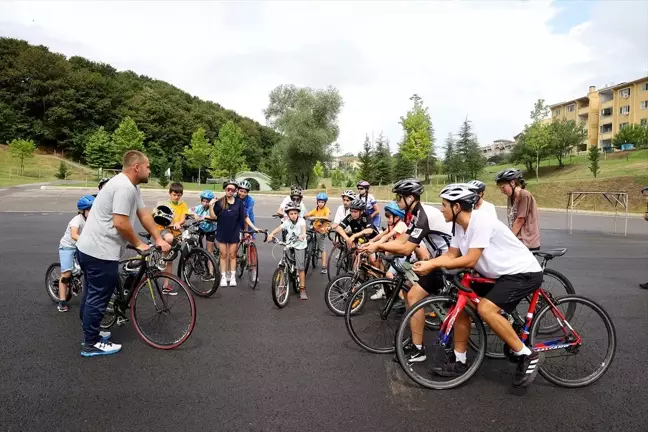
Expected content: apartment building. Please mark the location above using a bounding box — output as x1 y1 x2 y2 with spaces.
549 75 648 151
481 139 515 159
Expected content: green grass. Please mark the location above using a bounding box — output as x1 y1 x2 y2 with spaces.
0 145 95 186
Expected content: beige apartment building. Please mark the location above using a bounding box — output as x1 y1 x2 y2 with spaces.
549 75 648 151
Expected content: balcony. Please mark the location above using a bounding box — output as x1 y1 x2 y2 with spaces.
578 106 589 116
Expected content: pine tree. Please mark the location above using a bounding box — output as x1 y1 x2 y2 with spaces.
373 132 392 185
443 133 460 182
455 117 486 179
393 149 415 180
357 134 374 184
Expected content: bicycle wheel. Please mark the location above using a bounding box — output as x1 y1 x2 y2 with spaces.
304 239 313 276
236 243 245 279
344 279 399 354
529 295 616 388
395 296 487 390
246 242 259 289
181 247 219 297
271 267 290 308
327 245 344 282
130 272 196 349
324 274 361 316
536 268 576 333
45 263 71 303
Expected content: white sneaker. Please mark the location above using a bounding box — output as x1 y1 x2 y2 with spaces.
220 274 228 287
229 273 237 286
81 340 122 357
370 287 385 300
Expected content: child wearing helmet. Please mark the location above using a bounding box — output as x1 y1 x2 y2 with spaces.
237 180 256 238
191 190 217 260
277 185 307 218
357 180 381 228
305 192 331 274
467 180 498 220
332 190 356 230
335 198 378 249
56 195 95 312
495 169 540 250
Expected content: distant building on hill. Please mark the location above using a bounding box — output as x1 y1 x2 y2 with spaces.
481 139 515 159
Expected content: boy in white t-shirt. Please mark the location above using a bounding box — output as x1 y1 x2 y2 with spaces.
467 180 498 220
56 195 95 312
267 201 309 300
413 184 544 388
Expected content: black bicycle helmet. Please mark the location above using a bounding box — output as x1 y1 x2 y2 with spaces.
98 177 110 190
290 186 303 198
467 180 486 194
392 178 424 196
349 199 366 211
495 169 522 183
284 201 301 213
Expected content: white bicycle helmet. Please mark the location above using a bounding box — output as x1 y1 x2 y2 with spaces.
284 201 301 213
439 183 479 206
466 180 486 194
342 190 356 200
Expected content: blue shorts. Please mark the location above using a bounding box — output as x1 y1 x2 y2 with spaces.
59 246 77 273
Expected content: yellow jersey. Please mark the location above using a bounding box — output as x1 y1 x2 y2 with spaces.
306 206 331 233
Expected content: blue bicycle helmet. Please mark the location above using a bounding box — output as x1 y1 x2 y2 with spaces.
77 195 95 211
316 192 328 202
200 190 214 200
384 201 405 219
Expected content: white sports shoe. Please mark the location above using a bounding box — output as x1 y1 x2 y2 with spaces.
220 274 228 287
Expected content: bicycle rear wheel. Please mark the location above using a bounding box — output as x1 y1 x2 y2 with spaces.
246 242 259 289
530 295 616 388
395 296 487 390
45 263 72 303
304 239 313 276
181 247 219 297
325 273 363 316
130 272 196 349
271 267 290 308
236 243 245 279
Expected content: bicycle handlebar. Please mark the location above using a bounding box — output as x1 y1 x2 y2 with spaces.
241 229 268 242
126 244 162 257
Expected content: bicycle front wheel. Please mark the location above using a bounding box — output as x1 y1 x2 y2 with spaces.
246 242 259 289
271 267 290 308
395 296 487 390
324 274 360 316
530 295 616 388
236 243 245 279
327 245 344 282
181 247 219 297
130 272 196 349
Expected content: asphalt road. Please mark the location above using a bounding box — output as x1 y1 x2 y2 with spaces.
1 186 647 432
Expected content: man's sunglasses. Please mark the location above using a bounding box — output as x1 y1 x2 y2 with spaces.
357 187 366 191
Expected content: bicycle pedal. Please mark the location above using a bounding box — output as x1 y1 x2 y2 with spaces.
116 317 129 326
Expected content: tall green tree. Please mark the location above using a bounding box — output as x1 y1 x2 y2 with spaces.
184 127 212 184
524 99 551 181
330 169 346 187
393 150 415 180
259 144 286 190
612 124 648 149
455 118 486 179
399 94 434 178
211 120 248 178
588 146 601 178
548 118 587 166
8 138 35 175
112 116 145 164
373 132 392 185
357 134 374 184
84 127 113 169
510 133 537 173
443 133 462 182
264 84 343 188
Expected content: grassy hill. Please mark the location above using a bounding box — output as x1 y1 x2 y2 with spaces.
0 145 95 187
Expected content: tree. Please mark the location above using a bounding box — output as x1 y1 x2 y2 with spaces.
312 160 324 187
184 127 212 184
373 132 392 185
399 94 434 178
588 146 601 178
210 120 248 178
455 117 486 179
8 138 36 175
330 169 346 187
443 133 462 181
393 150 415 180
612 124 648 149
264 84 343 188
171 158 183 182
547 119 587 166
112 116 145 164
357 135 374 184
509 133 537 173
55 160 71 179
259 144 285 190
524 99 551 182
84 127 114 169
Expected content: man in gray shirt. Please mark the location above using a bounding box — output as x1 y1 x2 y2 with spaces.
76 150 170 357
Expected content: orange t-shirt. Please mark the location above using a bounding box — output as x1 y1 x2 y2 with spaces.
306 207 331 233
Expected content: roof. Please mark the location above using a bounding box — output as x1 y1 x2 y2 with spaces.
611 75 648 90
549 96 588 109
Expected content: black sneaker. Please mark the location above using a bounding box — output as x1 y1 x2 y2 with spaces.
393 342 426 363
512 350 544 387
431 359 468 377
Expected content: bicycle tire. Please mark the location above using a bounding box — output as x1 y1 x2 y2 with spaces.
180 247 219 297
271 267 290 308
247 242 259 289
530 295 616 388
304 239 312 276
324 274 356 316
327 245 344 282
130 272 196 350
395 295 487 390
344 279 396 354
45 263 72 303
236 243 245 279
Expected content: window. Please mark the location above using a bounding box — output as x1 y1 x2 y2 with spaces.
619 122 629 130
567 104 575 112
554 108 561 116
642 118 648 126
601 107 612 117
620 105 630 115
641 101 648 110
644 83 648 91
600 123 613 134
619 88 630 98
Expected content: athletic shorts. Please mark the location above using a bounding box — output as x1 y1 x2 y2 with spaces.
472 271 543 314
59 246 77 273
417 269 444 295
200 229 216 242
293 248 307 271
316 232 327 252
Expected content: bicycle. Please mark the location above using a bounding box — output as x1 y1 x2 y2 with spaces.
138 218 219 297
101 245 197 349
236 229 268 289
326 231 353 282
45 258 83 304
394 267 616 390
268 236 303 308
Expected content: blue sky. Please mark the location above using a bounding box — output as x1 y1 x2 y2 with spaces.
549 0 596 32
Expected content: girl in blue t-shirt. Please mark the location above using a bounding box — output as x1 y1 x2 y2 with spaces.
191 190 217 258
357 180 381 228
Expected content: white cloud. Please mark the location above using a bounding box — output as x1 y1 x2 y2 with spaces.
0 0 646 156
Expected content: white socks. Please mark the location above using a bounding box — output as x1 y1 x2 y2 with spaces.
455 350 467 364
514 345 532 356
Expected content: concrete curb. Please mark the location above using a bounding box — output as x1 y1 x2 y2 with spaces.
38 185 643 219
